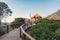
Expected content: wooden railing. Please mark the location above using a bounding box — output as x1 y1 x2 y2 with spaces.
20 23 35 40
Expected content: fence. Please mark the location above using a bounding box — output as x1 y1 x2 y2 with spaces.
0 22 23 34
0 25 13 33
20 23 36 40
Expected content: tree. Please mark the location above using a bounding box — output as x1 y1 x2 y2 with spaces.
11 18 25 24
0 2 12 26
11 18 25 28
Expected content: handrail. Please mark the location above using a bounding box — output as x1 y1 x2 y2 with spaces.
20 23 35 40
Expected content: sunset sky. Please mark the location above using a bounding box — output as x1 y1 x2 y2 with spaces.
0 0 60 23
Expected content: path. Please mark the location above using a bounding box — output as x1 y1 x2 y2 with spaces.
0 28 22 40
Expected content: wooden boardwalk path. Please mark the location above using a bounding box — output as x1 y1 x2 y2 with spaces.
0 28 22 40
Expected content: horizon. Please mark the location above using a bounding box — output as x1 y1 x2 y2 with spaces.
0 0 60 23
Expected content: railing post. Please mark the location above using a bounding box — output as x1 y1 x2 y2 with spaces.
20 28 21 37
23 34 26 40
7 25 9 33
20 23 35 40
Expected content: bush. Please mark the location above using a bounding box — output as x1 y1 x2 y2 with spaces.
30 18 60 40
0 28 5 36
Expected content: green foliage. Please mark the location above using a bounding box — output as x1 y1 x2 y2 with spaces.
30 18 60 40
55 28 60 40
0 2 12 36
11 17 25 24
55 28 60 36
0 2 12 26
0 28 5 36
0 2 12 18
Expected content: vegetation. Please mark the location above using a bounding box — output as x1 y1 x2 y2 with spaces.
0 2 12 36
0 2 12 26
11 17 25 24
11 17 25 28
0 28 5 36
30 18 60 40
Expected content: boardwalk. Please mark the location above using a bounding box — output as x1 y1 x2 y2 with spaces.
0 28 22 40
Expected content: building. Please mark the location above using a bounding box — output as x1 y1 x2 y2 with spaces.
31 13 42 22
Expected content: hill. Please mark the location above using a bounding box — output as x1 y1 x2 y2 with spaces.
47 10 60 20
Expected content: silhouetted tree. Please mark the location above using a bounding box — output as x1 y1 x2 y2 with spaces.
0 2 12 26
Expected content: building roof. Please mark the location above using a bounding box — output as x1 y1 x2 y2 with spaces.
34 13 40 17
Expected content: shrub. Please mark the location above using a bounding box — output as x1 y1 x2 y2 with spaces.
0 28 5 36
30 18 60 40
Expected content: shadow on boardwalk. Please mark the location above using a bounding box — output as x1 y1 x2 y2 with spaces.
0 28 22 40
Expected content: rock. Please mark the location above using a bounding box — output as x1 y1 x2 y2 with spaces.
47 10 60 20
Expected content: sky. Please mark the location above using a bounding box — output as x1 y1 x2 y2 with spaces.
0 0 60 23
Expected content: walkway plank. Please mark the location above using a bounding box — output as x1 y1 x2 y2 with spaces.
0 28 22 40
